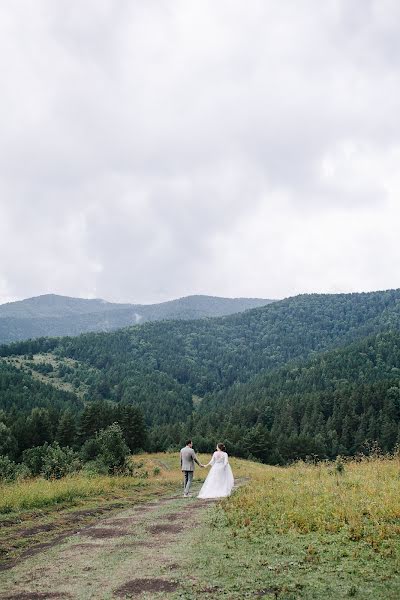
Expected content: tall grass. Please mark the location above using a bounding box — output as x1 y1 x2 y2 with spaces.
222 456 400 549
0 474 146 514
143 452 264 483
0 452 265 515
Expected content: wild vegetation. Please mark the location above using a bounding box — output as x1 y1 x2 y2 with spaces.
0 289 400 469
0 452 257 575
1 453 398 599
0 452 250 517
181 453 400 598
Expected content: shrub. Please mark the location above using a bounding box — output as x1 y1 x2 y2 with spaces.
81 423 131 475
22 442 81 479
41 444 81 479
0 455 18 482
80 437 100 462
96 423 130 473
22 444 51 476
0 422 18 459
0 455 30 482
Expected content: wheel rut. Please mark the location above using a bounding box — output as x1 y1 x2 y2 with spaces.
0 488 218 599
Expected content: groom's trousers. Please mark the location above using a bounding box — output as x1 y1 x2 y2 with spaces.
183 470 193 495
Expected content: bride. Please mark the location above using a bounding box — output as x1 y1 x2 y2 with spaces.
198 443 234 499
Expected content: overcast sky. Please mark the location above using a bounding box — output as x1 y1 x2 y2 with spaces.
1 0 400 305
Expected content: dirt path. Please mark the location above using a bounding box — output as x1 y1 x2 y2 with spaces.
0 482 219 600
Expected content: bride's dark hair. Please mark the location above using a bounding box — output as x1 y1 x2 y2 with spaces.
217 443 226 452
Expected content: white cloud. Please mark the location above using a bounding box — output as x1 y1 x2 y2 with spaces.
1 0 400 304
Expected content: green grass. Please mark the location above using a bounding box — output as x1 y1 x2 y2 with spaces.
224 456 400 542
0 452 260 516
175 456 400 599
0 473 149 514
2 454 399 598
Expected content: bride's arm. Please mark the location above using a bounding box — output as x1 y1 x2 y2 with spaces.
205 452 216 467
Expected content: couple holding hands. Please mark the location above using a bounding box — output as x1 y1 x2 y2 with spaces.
180 440 234 499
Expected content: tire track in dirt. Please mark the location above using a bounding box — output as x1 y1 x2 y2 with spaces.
0 487 218 599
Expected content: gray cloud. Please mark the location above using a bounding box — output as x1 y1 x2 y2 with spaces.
1 0 400 304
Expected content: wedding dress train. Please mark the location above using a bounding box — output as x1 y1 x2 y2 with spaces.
198 450 234 499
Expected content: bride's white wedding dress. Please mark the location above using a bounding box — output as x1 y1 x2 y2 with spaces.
198 450 234 499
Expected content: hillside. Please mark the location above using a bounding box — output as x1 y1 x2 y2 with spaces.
0 294 274 344
5 288 398 395
1 288 400 463
195 329 400 460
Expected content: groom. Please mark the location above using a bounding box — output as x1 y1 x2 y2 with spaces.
180 439 203 497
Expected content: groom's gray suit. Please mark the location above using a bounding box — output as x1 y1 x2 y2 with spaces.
180 445 201 496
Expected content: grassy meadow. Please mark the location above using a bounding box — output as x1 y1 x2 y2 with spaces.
0 452 260 570
0 452 255 516
223 456 400 542
178 454 400 599
1 453 399 598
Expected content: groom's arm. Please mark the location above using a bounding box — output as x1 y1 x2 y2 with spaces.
192 449 202 466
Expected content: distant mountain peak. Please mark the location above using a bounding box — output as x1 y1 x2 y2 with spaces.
0 293 275 344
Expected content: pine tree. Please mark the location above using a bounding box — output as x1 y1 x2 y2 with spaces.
117 404 147 452
0 422 18 458
27 408 52 447
56 410 77 448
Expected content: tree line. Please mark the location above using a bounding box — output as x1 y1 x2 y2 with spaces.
1 289 400 474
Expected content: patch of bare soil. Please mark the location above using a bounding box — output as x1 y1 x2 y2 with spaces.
0 492 219 598
83 528 129 539
0 517 22 528
17 523 56 537
71 503 126 520
114 578 179 597
163 513 180 521
0 533 72 573
147 524 184 534
0 502 140 572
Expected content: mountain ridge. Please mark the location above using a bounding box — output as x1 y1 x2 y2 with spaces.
0 293 275 344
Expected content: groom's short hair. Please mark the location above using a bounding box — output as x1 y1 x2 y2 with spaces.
186 439 192 446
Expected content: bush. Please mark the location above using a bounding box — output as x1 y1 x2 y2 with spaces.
80 437 100 462
22 444 51 476
0 455 18 482
41 444 81 479
0 422 18 459
96 423 130 474
0 455 30 482
81 423 131 475
22 442 81 479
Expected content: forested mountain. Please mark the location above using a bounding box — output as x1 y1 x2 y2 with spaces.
193 330 400 460
1 288 400 464
0 294 274 344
